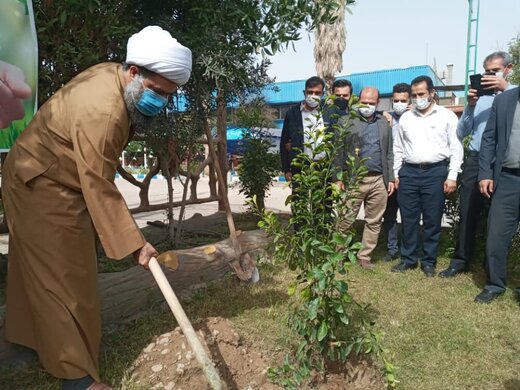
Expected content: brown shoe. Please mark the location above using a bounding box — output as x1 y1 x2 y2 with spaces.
359 259 375 270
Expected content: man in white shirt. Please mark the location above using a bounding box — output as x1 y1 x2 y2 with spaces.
391 75 463 277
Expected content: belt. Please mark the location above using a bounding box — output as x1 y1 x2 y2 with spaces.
403 160 448 169
502 167 520 176
365 171 383 177
467 150 479 157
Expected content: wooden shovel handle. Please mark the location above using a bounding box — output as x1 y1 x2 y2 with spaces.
149 257 226 390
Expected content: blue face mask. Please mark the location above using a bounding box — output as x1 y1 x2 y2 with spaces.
135 87 168 117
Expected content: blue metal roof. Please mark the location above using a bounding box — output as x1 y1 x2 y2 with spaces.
263 65 444 105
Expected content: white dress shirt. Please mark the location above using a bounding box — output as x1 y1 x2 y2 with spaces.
393 104 463 181
301 104 325 159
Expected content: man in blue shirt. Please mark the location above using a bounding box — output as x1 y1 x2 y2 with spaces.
439 51 515 278
382 83 411 262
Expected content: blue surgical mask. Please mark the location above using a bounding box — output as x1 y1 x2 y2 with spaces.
135 85 168 116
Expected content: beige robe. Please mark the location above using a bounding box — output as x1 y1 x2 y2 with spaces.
2 62 146 381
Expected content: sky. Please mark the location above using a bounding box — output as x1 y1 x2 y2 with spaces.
267 0 520 85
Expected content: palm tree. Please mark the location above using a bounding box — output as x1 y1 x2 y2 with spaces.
314 0 354 92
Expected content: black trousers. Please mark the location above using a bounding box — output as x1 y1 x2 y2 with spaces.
484 170 520 293
450 155 488 270
382 191 399 255
398 163 448 267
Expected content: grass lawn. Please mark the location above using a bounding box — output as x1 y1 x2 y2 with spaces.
1 225 519 389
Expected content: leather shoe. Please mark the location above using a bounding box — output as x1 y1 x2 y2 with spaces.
439 267 465 278
421 265 436 277
383 252 399 262
359 259 375 270
474 289 503 304
391 262 417 273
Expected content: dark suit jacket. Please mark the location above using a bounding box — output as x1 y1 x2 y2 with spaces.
280 104 304 174
333 114 395 187
280 103 341 173
479 86 520 190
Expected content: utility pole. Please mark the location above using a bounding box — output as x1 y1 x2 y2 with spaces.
464 0 481 99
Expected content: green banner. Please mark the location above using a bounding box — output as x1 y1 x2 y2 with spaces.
0 0 38 150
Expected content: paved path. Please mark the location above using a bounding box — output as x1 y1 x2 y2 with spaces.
0 177 292 254
1 176 451 255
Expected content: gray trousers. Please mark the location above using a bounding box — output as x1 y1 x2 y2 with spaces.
484 170 520 293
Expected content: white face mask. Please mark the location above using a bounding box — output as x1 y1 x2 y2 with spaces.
412 97 431 110
358 104 376 118
305 95 320 108
495 71 504 79
393 102 408 115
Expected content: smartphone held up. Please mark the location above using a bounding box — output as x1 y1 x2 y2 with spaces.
469 72 496 97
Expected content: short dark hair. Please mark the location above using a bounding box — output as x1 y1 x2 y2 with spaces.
305 76 325 90
411 75 434 92
332 79 352 93
483 51 512 68
392 83 411 95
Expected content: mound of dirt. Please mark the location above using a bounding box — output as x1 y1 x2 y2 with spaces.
127 317 384 390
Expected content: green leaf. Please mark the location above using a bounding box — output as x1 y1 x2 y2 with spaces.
317 321 328 341
347 252 357 263
329 252 344 264
308 298 320 320
300 286 311 300
59 11 67 27
331 232 345 245
318 244 335 254
322 262 332 273
318 277 327 290
287 282 297 296
334 302 344 313
351 242 364 251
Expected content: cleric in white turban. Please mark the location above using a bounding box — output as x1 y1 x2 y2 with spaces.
126 25 192 86
2 26 192 390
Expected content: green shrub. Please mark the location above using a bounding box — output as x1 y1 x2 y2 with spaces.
256 102 397 388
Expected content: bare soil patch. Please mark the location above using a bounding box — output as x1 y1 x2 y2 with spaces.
128 317 384 390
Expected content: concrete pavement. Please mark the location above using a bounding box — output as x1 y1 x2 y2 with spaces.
0 177 292 254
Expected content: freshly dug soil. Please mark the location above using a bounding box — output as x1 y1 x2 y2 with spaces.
128 317 385 390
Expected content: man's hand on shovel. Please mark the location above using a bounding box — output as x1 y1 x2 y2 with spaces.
133 242 159 270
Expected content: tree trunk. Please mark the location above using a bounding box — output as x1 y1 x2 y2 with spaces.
159 152 176 245
100 229 269 326
208 163 218 198
116 162 160 209
189 176 199 202
216 92 228 211
174 165 190 247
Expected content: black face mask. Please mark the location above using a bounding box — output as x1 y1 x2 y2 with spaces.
334 97 349 111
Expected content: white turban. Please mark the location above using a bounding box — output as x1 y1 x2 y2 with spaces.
126 26 192 86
